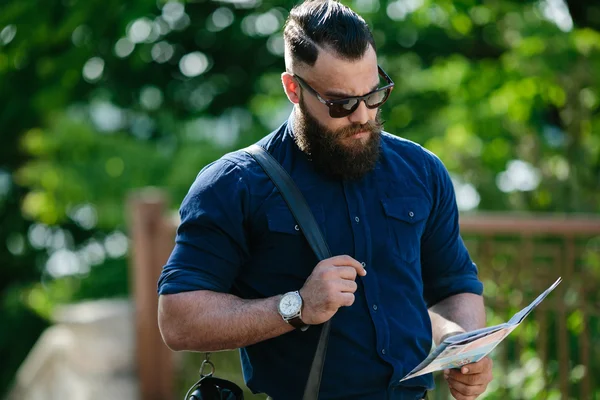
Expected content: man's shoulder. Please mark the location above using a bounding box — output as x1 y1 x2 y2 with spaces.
380 131 442 170
194 122 288 186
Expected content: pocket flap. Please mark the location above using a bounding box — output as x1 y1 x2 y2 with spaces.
382 197 429 224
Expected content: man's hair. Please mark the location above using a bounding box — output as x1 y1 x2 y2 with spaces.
283 0 376 70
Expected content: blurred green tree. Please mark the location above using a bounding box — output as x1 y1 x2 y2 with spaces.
0 0 599 397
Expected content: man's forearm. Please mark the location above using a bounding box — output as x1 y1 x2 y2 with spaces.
428 293 485 345
158 290 294 352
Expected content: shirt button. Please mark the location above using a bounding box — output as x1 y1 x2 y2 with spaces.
294 225 300 231
355 216 360 223
409 211 414 218
372 304 378 311
381 349 386 355
361 262 366 268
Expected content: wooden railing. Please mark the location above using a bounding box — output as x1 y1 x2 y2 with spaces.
128 191 600 400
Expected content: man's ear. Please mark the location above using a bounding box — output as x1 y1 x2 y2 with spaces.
281 72 300 104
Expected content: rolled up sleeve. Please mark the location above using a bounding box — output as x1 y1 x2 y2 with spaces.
157 159 250 295
420 151 483 307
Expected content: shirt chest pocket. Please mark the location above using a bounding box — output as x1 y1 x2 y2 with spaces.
381 197 430 263
262 204 325 278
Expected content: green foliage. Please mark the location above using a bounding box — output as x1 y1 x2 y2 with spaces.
1 0 599 397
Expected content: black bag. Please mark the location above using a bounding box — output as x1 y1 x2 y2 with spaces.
184 144 332 400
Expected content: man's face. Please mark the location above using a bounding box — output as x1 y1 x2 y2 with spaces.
291 45 384 180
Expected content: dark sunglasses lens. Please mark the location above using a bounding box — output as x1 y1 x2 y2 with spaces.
365 89 390 108
329 99 359 118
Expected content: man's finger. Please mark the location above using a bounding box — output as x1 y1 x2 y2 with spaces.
447 376 484 398
460 357 493 374
449 386 477 400
327 255 367 276
445 369 480 385
334 266 358 280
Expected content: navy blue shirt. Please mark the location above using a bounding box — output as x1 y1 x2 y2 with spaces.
158 117 483 400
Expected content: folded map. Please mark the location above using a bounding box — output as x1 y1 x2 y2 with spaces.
400 277 562 382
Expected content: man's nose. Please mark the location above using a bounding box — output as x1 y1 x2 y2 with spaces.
347 101 370 125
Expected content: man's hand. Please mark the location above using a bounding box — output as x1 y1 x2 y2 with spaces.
444 357 493 400
299 255 367 325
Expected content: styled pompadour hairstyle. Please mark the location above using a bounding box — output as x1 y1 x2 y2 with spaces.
283 0 376 70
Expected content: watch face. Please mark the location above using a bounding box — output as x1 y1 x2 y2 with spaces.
279 292 302 317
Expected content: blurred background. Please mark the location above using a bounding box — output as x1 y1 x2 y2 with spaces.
1 0 599 399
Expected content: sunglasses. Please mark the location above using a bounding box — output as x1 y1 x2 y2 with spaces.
293 66 394 118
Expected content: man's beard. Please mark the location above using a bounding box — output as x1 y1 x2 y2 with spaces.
293 100 383 181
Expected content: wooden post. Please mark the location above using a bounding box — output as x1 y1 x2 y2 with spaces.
128 188 176 400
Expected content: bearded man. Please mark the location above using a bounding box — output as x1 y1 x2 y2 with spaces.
157 1 493 399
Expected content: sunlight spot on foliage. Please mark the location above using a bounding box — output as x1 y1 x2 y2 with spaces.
543 155 569 180
151 41 175 63
386 0 423 21
214 0 262 10
162 1 185 24
208 7 235 32
71 25 92 48
517 36 546 56
46 249 88 278
243 10 283 37
130 114 156 139
573 28 600 56
82 57 104 83
396 27 418 48
6 233 25 256
26 286 53 320
28 223 51 249
424 4 448 27
127 18 153 43
496 160 541 193
114 38 135 58
179 51 209 77
51 229 74 251
451 13 473 36
567 310 584 335
540 0 573 32
508 100 531 122
90 101 126 132
570 365 586 382
267 34 284 56
104 231 129 258
140 86 164 110
68 204 98 230
184 108 251 146
162 2 190 30
154 17 171 36
0 25 16 46
22 191 59 225
105 157 125 178
188 83 216 111
579 88 598 110
452 175 481 211
78 240 105 266
470 6 492 25
21 128 48 156
353 0 380 14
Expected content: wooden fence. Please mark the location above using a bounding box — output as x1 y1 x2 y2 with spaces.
128 190 600 400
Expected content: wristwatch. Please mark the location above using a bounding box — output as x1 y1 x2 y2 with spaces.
278 291 309 331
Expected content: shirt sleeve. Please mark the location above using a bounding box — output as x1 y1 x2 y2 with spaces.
157 159 250 295
420 150 484 307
